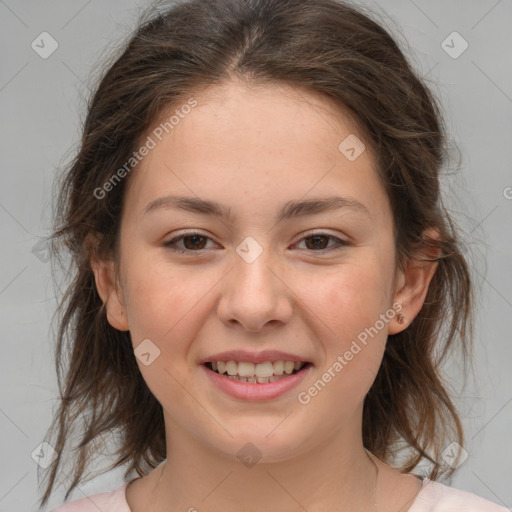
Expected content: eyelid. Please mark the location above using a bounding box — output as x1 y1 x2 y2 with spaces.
163 229 350 254
163 229 219 250
292 229 349 250
296 228 347 241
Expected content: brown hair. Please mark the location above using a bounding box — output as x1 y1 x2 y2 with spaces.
39 0 473 507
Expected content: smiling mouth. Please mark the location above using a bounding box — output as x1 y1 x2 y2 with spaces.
203 361 313 384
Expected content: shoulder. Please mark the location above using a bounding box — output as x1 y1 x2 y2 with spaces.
410 478 510 512
48 482 131 512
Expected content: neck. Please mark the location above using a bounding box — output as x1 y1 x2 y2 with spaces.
146 415 378 512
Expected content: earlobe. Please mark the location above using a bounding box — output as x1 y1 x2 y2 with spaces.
87 234 130 332
388 228 440 335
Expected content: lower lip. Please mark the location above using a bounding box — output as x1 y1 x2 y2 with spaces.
200 363 313 401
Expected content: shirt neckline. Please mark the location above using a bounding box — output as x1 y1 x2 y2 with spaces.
121 474 431 511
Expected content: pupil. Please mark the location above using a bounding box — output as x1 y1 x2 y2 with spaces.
184 235 206 250
306 235 328 250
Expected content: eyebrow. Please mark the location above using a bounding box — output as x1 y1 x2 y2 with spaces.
143 194 371 223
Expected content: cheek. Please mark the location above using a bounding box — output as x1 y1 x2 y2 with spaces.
321 254 392 327
121 264 209 407
314 253 392 369
120 244 210 333
296 266 391 423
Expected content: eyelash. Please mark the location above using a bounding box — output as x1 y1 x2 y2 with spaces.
163 231 349 255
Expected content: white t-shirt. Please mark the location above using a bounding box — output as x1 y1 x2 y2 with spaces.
50 477 510 511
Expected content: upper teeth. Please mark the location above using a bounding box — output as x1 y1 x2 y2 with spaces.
212 360 304 377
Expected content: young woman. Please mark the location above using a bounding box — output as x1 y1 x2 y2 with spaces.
39 0 508 510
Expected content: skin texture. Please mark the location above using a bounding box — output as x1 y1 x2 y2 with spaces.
91 80 438 512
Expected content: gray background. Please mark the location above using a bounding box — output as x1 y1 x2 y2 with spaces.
0 0 511 510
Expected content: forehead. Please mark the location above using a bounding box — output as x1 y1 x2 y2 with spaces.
123 80 389 224
155 80 367 154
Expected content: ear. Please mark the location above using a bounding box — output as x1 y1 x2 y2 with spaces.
388 227 440 335
86 233 129 332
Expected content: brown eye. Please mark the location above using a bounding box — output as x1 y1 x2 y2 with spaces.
164 232 216 253
180 234 208 250
304 235 330 250
295 233 348 252
163 231 349 255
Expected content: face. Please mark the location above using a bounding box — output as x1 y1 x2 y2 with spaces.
94 80 428 463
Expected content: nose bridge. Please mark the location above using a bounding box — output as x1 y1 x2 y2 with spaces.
233 234 280 296
218 235 293 331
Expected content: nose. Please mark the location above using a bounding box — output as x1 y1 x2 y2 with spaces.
217 245 293 333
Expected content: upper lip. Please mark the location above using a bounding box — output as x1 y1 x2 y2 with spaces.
199 350 312 365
